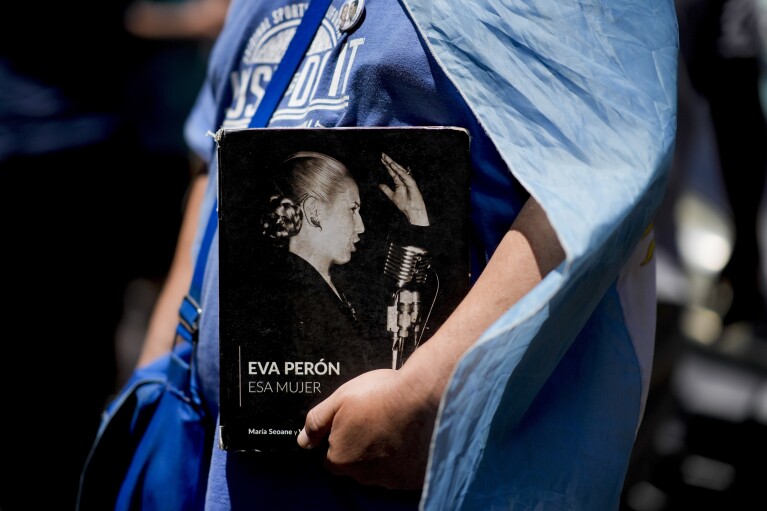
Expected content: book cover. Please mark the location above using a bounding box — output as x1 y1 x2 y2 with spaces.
217 127 471 452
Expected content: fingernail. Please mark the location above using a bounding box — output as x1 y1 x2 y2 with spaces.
297 428 312 449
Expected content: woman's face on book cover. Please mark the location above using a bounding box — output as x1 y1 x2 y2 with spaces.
318 177 364 266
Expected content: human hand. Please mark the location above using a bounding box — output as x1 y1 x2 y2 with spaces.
296 368 438 489
379 153 430 226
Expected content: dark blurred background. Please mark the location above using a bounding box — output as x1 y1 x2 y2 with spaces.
0 1 228 509
620 0 767 509
0 0 765 509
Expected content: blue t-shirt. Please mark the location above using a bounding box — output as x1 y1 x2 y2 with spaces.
185 0 526 508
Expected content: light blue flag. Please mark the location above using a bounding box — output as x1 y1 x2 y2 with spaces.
401 1 678 509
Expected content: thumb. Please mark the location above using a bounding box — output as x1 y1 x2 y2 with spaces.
297 394 338 449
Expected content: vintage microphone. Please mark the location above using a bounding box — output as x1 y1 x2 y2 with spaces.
383 242 436 369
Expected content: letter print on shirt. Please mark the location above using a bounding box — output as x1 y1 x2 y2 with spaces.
223 1 366 130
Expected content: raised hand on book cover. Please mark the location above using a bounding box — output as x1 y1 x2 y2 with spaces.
378 153 429 227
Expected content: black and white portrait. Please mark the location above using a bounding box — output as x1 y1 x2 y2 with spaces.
217 127 470 451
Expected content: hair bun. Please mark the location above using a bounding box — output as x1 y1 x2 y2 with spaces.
261 194 303 241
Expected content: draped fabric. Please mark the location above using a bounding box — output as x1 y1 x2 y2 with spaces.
399 1 678 509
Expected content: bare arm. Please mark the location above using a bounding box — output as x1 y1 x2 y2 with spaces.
297 196 565 489
136 172 209 367
403 195 565 404
124 0 230 40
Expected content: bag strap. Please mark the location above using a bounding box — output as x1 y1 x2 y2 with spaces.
175 204 218 343
247 0 333 129
175 0 333 343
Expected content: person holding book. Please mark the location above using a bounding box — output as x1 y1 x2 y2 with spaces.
134 0 677 509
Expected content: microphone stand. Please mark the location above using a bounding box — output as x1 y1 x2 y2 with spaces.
384 243 431 369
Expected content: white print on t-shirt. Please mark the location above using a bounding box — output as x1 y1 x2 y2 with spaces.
223 2 365 129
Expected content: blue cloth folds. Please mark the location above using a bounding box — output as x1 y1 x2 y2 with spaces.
399 1 678 509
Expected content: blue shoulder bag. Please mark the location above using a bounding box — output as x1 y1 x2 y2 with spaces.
76 1 332 508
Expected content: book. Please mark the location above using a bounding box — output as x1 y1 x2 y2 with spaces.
217 126 471 452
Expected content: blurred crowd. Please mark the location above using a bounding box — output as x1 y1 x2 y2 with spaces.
0 0 765 509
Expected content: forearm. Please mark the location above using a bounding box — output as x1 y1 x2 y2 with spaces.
401 196 565 406
137 173 209 367
296 196 566 484
124 0 229 40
